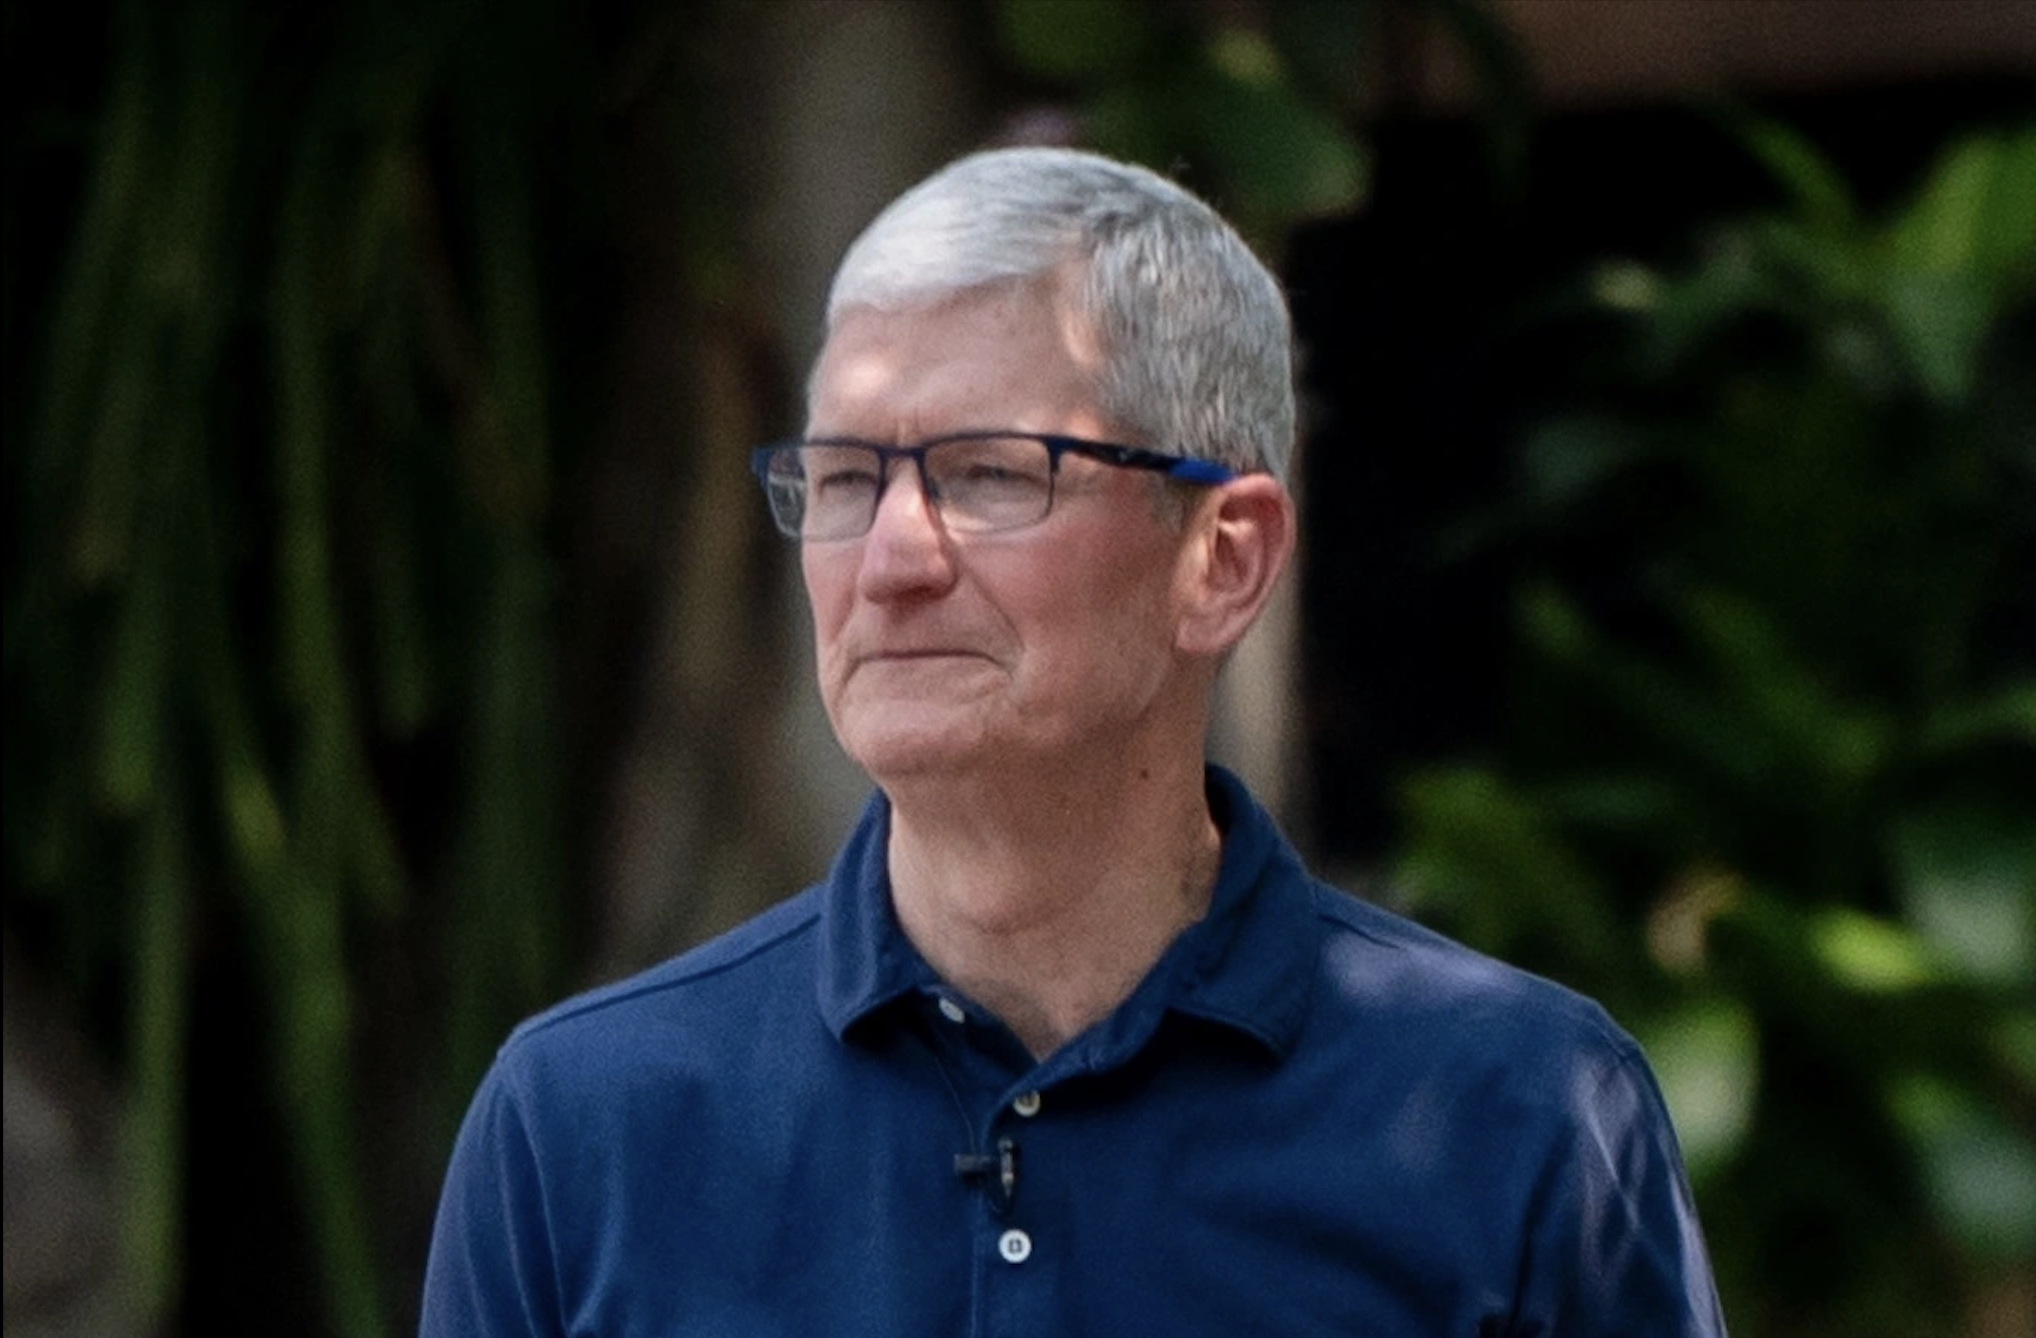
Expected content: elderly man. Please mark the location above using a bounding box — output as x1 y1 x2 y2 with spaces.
421 147 1727 1336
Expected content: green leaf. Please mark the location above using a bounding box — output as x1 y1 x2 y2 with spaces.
1724 107 1859 242
1423 0 1536 190
444 540 565 1100
1590 259 1665 314
121 795 192 1326
66 314 155 585
1183 58 1365 224
34 2 153 548
1679 588 1889 789
1397 766 1617 963
1810 908 1937 994
1636 996 1758 1182
1878 267 1993 403
1967 126 2036 281
1918 681 2036 754
350 784 408 921
1084 80 1180 175
1871 128 2036 403
96 541 173 812
275 139 344 705
1893 804 2035 987
1267 0 1380 110
1891 1073 2036 1262
1999 1011 2036 1094
1518 414 1645 508
1536 775 1684 831
1632 229 1782 371
1886 126 2036 282
997 0 1151 80
249 860 385 1338
1521 586 1780 794
221 756 289 878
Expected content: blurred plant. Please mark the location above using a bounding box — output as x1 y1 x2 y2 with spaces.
3 1 628 1331
996 0 1364 235
1396 116 2036 1336
992 0 1530 247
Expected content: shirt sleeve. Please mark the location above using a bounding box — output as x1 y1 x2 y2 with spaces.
1512 1038 1730 1337
418 1056 565 1338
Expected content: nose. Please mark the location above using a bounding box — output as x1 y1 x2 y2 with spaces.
856 458 957 601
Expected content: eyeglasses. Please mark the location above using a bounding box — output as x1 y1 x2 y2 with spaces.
749 432 1237 541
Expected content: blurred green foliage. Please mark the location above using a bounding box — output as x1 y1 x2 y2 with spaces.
994 0 1529 245
7 0 609 1331
997 0 1367 233
1397 116 2036 1335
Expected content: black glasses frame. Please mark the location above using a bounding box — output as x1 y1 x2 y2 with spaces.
748 431 1237 540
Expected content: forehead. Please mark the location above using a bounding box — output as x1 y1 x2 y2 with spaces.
807 278 1109 440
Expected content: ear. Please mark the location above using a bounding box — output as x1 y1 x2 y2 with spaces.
1174 474 1296 658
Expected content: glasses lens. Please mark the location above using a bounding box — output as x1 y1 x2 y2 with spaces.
765 444 882 540
923 436 1054 533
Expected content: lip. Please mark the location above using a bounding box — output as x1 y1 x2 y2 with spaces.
849 644 1003 670
859 648 983 663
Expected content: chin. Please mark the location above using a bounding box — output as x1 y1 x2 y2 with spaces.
831 714 975 779
843 720 1108 791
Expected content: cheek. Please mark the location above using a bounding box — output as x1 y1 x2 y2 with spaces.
800 558 862 698
801 550 854 639
1017 549 1180 686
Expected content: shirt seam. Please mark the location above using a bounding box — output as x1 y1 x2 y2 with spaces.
506 896 824 1045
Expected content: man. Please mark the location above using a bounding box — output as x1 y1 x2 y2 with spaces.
421 146 1727 1336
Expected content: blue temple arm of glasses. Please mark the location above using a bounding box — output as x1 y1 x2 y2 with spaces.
1162 458 1236 484
1052 438 1238 484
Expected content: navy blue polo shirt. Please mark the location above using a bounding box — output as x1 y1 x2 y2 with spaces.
421 768 1726 1336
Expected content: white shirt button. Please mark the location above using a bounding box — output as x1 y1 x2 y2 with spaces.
998 1228 1033 1264
937 997 966 1024
1012 1090 1042 1117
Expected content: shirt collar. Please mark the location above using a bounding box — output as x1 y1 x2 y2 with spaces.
814 790 934 1036
814 765 1318 1059
1162 765 1316 1056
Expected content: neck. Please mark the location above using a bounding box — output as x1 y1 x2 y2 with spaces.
884 741 1222 1060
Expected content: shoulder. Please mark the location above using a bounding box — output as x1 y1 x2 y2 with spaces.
1301 879 1642 1074
494 886 826 1080
1284 880 1690 1200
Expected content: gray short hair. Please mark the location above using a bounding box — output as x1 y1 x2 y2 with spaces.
822 147 1296 480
